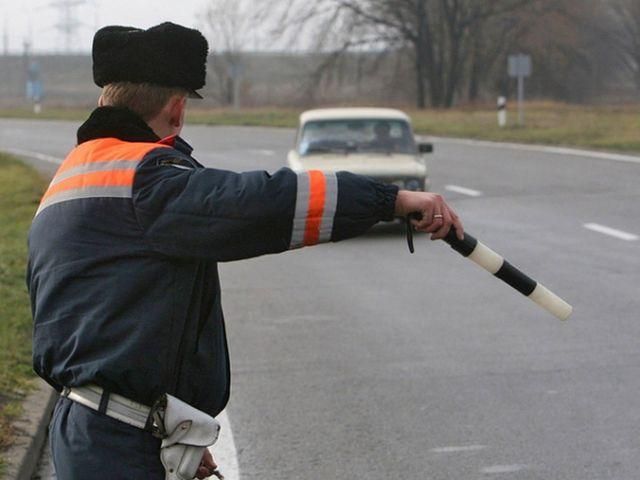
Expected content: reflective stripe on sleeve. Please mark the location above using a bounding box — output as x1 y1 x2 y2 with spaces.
290 173 310 248
289 170 338 249
317 172 337 243
303 170 327 245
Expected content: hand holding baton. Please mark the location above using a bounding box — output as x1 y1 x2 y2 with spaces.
406 216 573 321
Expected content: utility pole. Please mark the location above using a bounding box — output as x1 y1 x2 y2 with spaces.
3 18 8 55
227 61 244 110
50 0 85 53
23 37 31 101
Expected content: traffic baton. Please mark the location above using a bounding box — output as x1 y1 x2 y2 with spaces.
406 217 572 321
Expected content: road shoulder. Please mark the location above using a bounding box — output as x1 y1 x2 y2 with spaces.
2 379 57 480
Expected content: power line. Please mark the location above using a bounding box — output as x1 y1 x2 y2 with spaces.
50 0 85 53
3 18 8 55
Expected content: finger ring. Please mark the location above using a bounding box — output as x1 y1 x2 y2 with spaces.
433 214 444 219
211 468 225 479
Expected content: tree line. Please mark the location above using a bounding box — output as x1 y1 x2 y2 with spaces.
203 0 640 108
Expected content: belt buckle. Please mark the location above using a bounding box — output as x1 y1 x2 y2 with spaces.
149 394 168 438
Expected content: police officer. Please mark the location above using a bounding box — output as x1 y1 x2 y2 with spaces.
28 22 463 479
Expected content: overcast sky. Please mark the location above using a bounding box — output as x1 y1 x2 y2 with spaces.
0 0 216 54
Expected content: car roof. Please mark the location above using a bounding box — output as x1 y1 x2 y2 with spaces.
300 108 411 124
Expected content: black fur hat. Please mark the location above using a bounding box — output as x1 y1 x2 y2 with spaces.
92 22 208 98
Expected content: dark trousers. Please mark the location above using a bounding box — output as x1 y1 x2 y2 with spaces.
50 397 165 479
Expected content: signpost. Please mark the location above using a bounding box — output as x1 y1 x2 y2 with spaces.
508 54 532 126
227 62 244 110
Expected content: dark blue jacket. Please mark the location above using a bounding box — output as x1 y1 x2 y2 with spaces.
28 107 398 416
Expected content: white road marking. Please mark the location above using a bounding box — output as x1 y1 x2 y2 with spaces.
248 149 275 156
210 410 240 480
421 136 640 165
430 445 487 453
445 184 483 197
583 223 639 241
480 464 528 474
3 147 62 164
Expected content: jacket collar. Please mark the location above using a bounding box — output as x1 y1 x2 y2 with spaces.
77 106 194 155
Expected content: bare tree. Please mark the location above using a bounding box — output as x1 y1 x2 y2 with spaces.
200 0 624 107
505 0 616 102
200 0 270 106
466 13 530 102
275 0 555 108
608 0 640 91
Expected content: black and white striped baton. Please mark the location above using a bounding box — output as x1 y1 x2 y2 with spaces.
406 217 573 321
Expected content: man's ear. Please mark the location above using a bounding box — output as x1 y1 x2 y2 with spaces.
98 94 105 107
168 96 187 129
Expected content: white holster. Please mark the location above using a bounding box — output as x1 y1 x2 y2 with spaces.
154 394 221 480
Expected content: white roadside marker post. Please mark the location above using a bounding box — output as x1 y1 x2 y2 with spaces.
497 96 507 128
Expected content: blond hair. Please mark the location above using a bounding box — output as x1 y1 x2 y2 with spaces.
100 82 188 121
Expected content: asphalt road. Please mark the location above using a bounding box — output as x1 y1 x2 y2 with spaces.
3 118 639 480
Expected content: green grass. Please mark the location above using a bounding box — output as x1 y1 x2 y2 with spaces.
192 102 640 152
2 102 640 153
407 102 640 152
0 154 45 469
0 107 90 122
187 108 299 128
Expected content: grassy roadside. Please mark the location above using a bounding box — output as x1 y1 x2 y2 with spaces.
0 107 90 123
0 154 45 471
1 102 640 153
187 108 300 128
408 102 640 152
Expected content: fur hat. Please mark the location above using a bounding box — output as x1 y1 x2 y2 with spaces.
92 22 208 98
